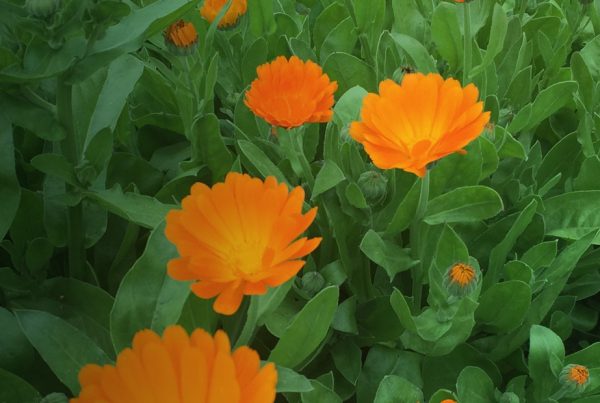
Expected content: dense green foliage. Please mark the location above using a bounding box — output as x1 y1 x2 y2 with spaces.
1 0 600 401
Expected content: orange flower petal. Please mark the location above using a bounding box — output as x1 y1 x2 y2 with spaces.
165 173 321 315
350 73 490 177
244 56 337 129
71 326 277 403
200 0 247 27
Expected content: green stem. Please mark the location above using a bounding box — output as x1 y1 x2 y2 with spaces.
463 1 472 84
410 170 430 310
57 77 85 280
184 57 200 113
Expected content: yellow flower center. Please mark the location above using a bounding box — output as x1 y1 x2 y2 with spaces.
569 365 589 385
448 263 476 287
227 240 267 277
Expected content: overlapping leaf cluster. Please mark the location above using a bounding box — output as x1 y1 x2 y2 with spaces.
1 0 600 402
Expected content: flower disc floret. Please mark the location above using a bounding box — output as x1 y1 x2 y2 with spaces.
165 172 321 315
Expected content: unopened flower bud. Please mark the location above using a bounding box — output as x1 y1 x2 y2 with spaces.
443 262 479 297
560 364 590 393
357 170 388 204
26 0 60 19
164 20 198 56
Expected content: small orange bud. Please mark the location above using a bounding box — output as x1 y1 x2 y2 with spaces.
164 20 198 56
444 262 478 297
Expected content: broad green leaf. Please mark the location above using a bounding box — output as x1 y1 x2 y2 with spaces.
277 365 313 393
390 33 437 73
456 367 495 403
332 85 368 128
110 222 189 352
360 230 417 280
431 3 462 70
544 191 600 245
301 380 342 403
193 113 233 182
0 368 40 403
526 81 578 130
237 140 288 184
580 34 600 79
529 325 565 400
331 339 362 385
571 51 595 109
85 186 175 229
424 186 503 224
248 0 276 37
0 308 35 377
312 160 345 199
374 375 423 403
522 241 557 271
242 37 268 85
320 18 358 63
475 281 531 333
0 114 21 240
323 52 377 95
72 0 196 79
269 286 339 369
15 310 111 394
470 3 508 77
0 95 65 140
537 132 581 190
31 154 78 186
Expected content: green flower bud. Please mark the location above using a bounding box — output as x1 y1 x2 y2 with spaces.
301 271 325 298
26 0 60 19
357 170 388 204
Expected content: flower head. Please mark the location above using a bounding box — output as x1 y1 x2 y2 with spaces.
200 0 247 28
164 20 198 56
444 262 478 297
441 400 457 403
244 56 338 129
165 172 321 315
560 364 590 391
71 325 277 403
350 73 490 177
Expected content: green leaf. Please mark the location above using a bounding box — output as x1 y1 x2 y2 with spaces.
248 0 276 37
301 380 342 403
0 94 65 140
359 230 417 280
276 365 313 393
323 52 377 96
0 114 21 240
320 18 358 63
193 114 233 182
456 367 495 403
475 281 531 333
469 3 508 77
85 186 175 229
242 38 268 85
237 140 288 184
0 308 36 377
0 368 40 403
579 34 600 80
15 310 111 394
110 222 189 352
529 325 565 400
571 51 595 109
390 33 437 73
73 0 196 79
332 85 368 129
269 286 339 369
526 81 578 130
31 154 78 186
312 160 345 199
374 375 423 403
331 339 362 385
521 241 557 271
424 186 503 224
544 191 600 245
431 3 462 71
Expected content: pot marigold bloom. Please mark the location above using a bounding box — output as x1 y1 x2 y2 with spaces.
441 400 457 403
350 73 490 177
165 172 321 315
444 262 478 297
164 20 198 56
71 326 277 403
200 0 247 28
244 56 338 129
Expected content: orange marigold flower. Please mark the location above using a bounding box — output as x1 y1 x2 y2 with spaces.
441 400 458 403
200 0 247 28
165 172 321 315
244 56 338 129
444 262 478 297
350 73 490 177
164 20 198 55
71 325 277 403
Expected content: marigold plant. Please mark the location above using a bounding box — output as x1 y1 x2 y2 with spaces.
244 56 338 129
349 73 490 177
200 0 247 28
71 325 277 403
165 172 321 315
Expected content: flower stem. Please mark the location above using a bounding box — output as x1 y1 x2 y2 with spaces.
57 77 85 280
410 170 430 310
463 1 472 84
279 127 315 190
